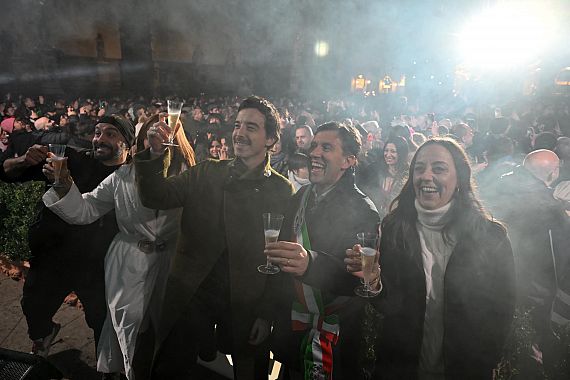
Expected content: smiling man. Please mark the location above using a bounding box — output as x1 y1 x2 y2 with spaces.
266 121 379 379
134 95 293 379
0 114 131 371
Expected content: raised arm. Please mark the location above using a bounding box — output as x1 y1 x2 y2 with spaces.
43 169 116 226
134 115 195 210
134 148 196 210
2 145 48 181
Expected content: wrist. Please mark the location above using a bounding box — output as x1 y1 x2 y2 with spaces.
55 176 73 197
150 146 166 156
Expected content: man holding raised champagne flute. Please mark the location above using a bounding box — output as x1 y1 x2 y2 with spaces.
134 96 293 379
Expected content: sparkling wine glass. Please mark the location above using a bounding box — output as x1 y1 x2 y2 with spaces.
354 232 381 298
258 213 284 275
48 144 66 188
163 100 183 147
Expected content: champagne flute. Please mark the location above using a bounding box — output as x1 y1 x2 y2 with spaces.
48 144 66 188
258 213 284 275
163 100 183 147
354 232 381 298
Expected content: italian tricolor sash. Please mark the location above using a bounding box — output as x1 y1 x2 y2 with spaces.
292 186 349 379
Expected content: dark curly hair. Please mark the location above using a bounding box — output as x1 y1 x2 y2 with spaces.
237 96 281 148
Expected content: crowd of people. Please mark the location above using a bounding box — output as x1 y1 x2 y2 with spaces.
0 91 569 379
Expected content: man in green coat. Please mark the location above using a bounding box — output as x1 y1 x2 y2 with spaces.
134 96 293 379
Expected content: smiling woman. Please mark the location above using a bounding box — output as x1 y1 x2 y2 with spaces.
358 136 409 219
374 137 516 378
412 144 457 210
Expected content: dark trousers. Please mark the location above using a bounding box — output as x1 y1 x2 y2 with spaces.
21 255 107 347
151 291 269 380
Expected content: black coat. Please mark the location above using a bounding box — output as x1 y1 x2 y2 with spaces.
481 166 569 323
376 218 516 379
272 171 380 379
135 152 294 378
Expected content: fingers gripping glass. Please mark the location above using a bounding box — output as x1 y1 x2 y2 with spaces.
163 100 183 147
48 144 66 188
354 232 381 298
258 213 284 275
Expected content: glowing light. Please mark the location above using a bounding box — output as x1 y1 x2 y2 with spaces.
457 1 559 69
314 41 329 57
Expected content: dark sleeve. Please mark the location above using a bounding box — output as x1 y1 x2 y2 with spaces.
0 158 46 184
38 129 71 145
134 148 197 210
256 181 296 322
483 225 516 366
301 201 380 296
369 223 411 316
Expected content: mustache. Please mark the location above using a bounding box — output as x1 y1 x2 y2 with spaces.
233 136 250 145
94 142 113 150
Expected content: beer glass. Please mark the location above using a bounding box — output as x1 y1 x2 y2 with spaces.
48 144 66 188
163 100 183 147
354 232 381 298
258 213 284 275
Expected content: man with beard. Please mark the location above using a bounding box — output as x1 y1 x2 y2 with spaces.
295 124 314 154
265 121 379 379
0 115 132 368
135 96 293 379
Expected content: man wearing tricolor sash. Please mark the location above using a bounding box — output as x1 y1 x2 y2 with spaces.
266 121 379 379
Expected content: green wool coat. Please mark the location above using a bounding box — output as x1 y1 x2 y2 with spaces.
134 150 293 375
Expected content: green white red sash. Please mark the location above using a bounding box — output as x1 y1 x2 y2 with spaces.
292 186 348 379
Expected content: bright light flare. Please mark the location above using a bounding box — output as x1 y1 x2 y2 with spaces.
315 41 329 57
457 1 559 69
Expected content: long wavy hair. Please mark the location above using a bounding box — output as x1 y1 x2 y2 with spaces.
136 114 196 175
380 136 409 176
383 137 502 249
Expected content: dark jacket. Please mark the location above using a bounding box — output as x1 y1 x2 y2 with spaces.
0 128 71 164
272 171 380 379
134 152 294 377
0 147 119 273
481 166 569 336
376 217 515 379
0 129 38 160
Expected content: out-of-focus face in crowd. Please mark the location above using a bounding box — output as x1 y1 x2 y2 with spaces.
209 140 221 159
384 143 398 166
412 144 458 210
24 97 35 109
192 108 204 122
296 126 312 150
